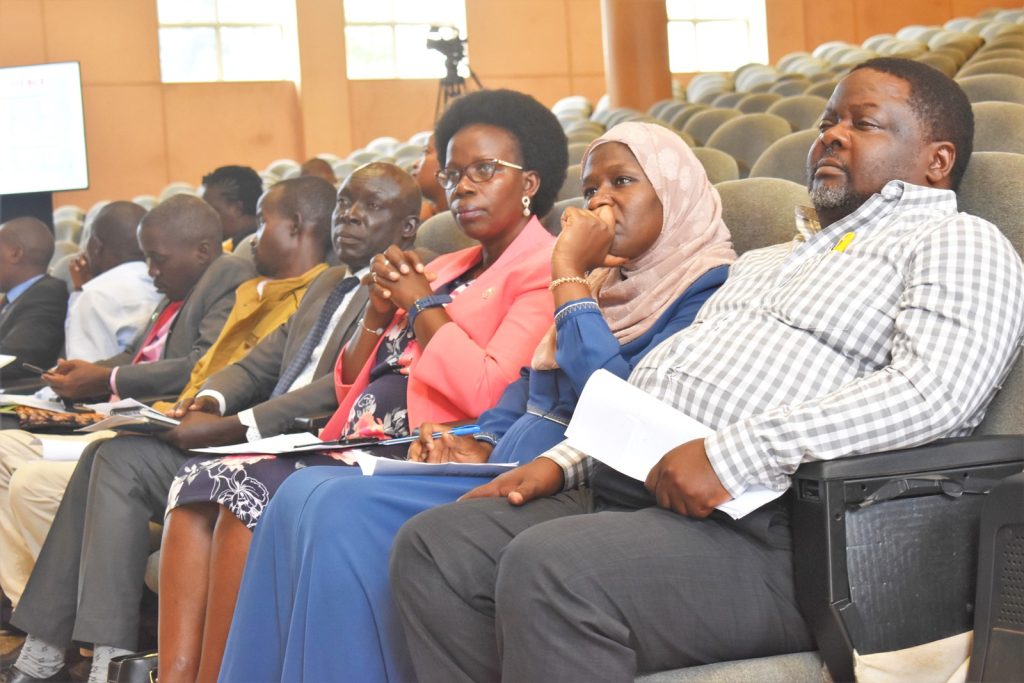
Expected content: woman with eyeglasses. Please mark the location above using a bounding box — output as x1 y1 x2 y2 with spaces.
219 122 736 682
154 89 566 683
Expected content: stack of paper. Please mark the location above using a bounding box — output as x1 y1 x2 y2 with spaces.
565 370 783 520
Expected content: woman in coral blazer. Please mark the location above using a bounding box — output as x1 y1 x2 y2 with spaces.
157 88 569 683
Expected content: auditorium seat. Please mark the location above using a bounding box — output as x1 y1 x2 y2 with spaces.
766 95 827 131
710 91 745 109
690 147 740 185
557 165 583 202
567 142 589 166
967 48 1024 66
749 129 818 185
705 113 793 178
265 158 300 178
157 182 195 202
131 195 158 211
412 211 478 257
914 51 959 76
567 130 600 145
655 101 688 124
971 101 1024 154
682 108 743 147
803 80 838 98
686 73 731 104
539 196 585 236
714 177 806 254
53 217 82 244
957 57 1024 79
49 252 80 294
736 92 783 114
668 104 709 131
956 73 1024 104
769 77 812 96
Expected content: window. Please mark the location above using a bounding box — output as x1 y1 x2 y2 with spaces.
157 0 299 82
666 0 768 73
343 0 467 80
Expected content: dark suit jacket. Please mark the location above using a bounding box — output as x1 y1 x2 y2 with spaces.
97 254 256 400
201 265 368 436
0 275 68 385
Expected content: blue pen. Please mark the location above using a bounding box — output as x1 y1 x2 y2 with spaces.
377 424 480 446
294 424 480 450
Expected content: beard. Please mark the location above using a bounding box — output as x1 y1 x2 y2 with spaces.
807 165 870 222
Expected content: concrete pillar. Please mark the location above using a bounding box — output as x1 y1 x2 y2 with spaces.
600 0 673 110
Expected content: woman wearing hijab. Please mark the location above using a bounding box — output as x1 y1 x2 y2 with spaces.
218 122 736 682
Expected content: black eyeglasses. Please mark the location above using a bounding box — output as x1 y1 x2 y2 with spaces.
435 158 524 190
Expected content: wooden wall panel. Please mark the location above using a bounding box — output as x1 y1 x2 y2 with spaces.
0 0 46 65
296 0 349 158
56 84 167 207
162 82 303 186
466 0 571 77
346 80 437 150
853 0 950 40
41 0 159 84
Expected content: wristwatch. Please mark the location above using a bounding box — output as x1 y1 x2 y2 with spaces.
407 294 453 330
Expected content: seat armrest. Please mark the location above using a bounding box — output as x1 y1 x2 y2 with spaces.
790 434 1024 682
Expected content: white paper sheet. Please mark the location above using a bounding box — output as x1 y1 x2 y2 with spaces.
38 432 114 461
0 393 71 413
565 370 783 519
354 451 518 477
191 432 323 455
0 354 15 369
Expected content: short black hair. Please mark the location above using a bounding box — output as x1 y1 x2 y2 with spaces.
272 176 336 252
201 165 264 216
852 57 974 189
434 89 568 217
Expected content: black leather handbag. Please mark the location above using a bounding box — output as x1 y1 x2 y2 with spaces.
106 651 158 683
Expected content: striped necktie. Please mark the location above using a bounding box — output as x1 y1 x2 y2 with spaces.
270 276 360 398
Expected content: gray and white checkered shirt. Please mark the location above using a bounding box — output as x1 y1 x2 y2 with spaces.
543 181 1024 497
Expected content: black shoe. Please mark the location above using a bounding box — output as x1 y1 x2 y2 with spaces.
0 664 72 683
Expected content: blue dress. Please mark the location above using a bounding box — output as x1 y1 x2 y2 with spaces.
219 267 727 683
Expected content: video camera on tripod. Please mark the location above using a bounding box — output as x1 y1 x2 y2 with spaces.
426 25 466 83
427 25 483 120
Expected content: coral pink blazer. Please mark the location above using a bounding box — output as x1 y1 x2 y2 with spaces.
321 217 555 440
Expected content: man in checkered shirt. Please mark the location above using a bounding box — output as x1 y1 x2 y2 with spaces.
391 58 1024 682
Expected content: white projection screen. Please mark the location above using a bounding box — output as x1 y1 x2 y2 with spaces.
0 61 89 195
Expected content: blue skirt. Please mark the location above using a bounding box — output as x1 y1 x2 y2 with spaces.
219 412 566 682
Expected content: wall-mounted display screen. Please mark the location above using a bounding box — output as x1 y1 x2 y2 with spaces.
0 61 88 195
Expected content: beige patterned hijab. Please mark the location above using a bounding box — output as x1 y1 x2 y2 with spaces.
532 121 736 369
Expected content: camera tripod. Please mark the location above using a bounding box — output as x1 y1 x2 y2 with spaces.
435 67 484 121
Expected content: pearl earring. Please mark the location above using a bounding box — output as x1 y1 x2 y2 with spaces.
521 195 531 216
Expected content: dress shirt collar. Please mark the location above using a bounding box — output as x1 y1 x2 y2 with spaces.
794 180 959 244
4 273 45 303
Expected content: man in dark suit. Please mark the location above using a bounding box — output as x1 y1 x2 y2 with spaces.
0 195 253 623
0 218 67 387
0 163 422 683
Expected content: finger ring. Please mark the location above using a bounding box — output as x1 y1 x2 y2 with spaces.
371 272 378 283
382 258 392 268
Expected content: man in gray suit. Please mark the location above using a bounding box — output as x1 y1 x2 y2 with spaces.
1 164 422 683
42 195 255 402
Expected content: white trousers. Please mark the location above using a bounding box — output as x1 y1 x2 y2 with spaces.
0 430 110 607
